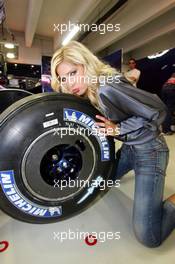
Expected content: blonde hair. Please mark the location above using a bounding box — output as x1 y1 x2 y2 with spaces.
51 41 118 109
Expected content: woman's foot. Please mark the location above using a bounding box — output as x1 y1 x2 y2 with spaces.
166 194 175 205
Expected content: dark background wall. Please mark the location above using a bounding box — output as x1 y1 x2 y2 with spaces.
137 48 175 96
102 49 122 72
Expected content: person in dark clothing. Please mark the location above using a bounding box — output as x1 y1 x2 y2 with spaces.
161 73 175 135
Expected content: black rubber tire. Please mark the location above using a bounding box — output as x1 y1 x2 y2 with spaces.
0 89 32 114
0 93 116 224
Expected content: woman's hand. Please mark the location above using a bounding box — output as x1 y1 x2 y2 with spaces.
95 115 120 137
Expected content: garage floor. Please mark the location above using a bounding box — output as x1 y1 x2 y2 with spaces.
0 135 175 264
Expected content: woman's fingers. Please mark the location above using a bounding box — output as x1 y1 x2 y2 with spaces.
95 115 120 137
95 115 107 122
94 122 105 127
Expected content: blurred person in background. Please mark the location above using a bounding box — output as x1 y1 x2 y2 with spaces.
124 58 141 87
161 73 175 135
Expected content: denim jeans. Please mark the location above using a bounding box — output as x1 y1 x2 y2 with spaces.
115 134 175 247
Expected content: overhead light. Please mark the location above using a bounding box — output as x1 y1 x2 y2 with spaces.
0 41 19 59
4 43 15 49
147 49 170 59
6 52 15 59
62 25 80 46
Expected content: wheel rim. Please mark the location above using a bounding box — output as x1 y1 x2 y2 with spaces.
21 129 96 202
40 142 84 187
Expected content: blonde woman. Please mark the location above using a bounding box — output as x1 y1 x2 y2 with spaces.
51 41 175 247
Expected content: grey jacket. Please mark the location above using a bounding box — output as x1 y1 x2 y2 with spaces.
97 75 167 145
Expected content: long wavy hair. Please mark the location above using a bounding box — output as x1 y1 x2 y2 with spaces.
51 41 118 109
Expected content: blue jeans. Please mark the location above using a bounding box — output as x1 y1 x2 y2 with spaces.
115 134 175 247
